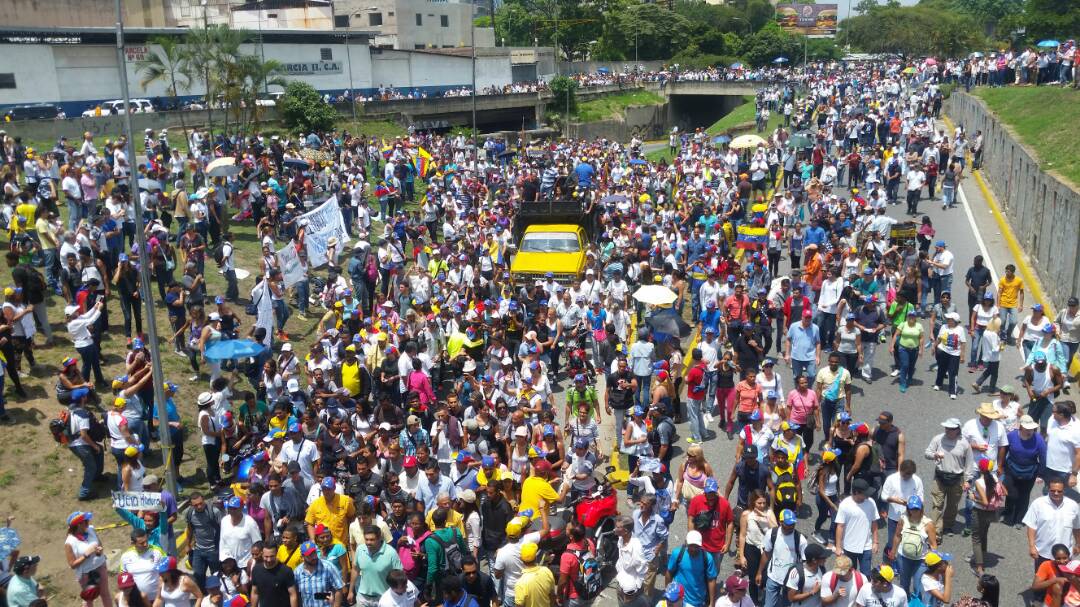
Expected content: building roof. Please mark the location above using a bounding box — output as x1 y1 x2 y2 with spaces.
0 25 375 45
232 0 332 11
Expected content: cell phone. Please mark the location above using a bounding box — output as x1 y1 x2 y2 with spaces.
314 592 330 600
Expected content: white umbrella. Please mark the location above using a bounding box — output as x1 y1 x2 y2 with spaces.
729 134 767 150
633 285 678 306
206 157 241 177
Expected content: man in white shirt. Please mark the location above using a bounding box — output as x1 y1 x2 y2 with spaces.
493 516 544 607
820 555 868 607
760 509 806 607
929 241 955 302
877 461 924 563
904 164 926 215
67 302 106 385
614 515 648 601
834 479 879 577
853 566 906 607
1024 478 1080 565
786 543 829 607
280 422 320 484
1044 401 1080 484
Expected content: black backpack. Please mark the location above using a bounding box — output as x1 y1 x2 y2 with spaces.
429 530 464 575
768 527 804 579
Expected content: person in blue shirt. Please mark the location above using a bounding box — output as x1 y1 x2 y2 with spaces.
785 311 821 380
699 301 723 338
803 220 827 250
152 382 184 485
442 573 480 607
574 161 595 189
665 531 717 607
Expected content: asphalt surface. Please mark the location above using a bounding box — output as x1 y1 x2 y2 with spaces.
582 139 1043 606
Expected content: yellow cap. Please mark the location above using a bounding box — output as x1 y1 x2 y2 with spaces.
112 379 126 390
924 552 944 566
822 450 837 463
334 301 344 309
124 445 140 458
2 287 13 297
113 396 127 408
877 565 895 582
520 542 539 562
505 518 524 536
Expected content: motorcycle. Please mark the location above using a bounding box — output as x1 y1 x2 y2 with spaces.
538 471 620 577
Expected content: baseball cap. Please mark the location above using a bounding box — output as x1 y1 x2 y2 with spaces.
321 476 336 490
780 509 797 526
907 495 924 510
724 575 749 593
403 456 418 468
924 551 952 566
852 478 870 494
225 496 243 509
805 544 829 561
686 530 703 546
506 517 526 536
704 477 719 493
749 409 762 421
873 565 895 583
742 445 758 459
67 511 93 526
300 540 318 556
664 582 685 602
520 542 539 562
1034 351 1048 362
117 572 136 589
288 422 302 433
935 240 946 247
821 449 838 463
1033 303 1044 312
482 455 496 467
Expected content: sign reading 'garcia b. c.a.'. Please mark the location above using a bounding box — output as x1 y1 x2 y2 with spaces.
283 61 343 75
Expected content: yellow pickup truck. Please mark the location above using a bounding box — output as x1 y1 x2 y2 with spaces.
509 200 593 287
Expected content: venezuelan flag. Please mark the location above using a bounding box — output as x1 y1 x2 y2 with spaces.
736 224 768 250
380 139 394 160
416 146 433 177
374 180 396 198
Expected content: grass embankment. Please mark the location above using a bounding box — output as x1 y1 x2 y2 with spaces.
644 95 782 163
973 86 1080 187
0 116 410 604
574 90 666 122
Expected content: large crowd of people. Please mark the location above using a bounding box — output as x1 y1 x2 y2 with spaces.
0 54 1078 607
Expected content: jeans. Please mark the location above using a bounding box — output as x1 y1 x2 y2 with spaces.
969 327 986 365
190 547 220 591
634 374 651 408
32 302 52 342
942 184 956 207
119 294 143 337
77 343 107 384
999 307 1018 343
1003 468 1037 525
613 408 628 449
791 359 816 382
224 269 239 301
905 189 921 214
933 350 960 395
67 198 84 230
295 280 309 315
814 494 837 541
860 339 877 379
272 298 290 332
898 555 926 596
687 398 706 442
70 444 103 498
703 370 718 416
844 550 873 576
898 345 918 389
43 248 60 291
821 398 843 433
763 577 788 607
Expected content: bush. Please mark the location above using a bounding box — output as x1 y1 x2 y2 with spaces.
279 81 337 133
940 82 958 99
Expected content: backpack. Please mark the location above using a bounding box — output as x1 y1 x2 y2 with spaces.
786 563 824 594
768 527 803 576
430 529 464 575
569 548 604 599
365 252 378 282
212 241 228 266
49 409 73 445
672 547 711 595
774 465 799 507
808 466 822 496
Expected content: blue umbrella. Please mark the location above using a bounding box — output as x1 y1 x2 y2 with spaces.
204 339 268 361
1038 40 1060 48
629 158 649 166
712 135 731 144
730 62 744 69
773 57 789 64
596 67 611 74
283 158 311 170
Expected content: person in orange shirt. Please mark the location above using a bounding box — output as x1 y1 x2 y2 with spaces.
733 369 762 429
804 244 824 295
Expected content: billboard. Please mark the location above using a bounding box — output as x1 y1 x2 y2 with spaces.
776 4 838 37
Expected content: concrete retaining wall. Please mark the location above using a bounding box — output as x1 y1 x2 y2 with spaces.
1 108 276 144
945 92 1080 306
567 103 673 142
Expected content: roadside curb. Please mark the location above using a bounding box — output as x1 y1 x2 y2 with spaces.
942 113 1055 317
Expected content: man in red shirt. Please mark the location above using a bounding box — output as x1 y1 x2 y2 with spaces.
687 478 735 561
723 283 750 335
558 521 590 607
685 348 708 444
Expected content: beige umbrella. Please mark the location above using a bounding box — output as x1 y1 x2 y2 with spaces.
206 156 241 177
633 285 678 306
729 134 767 150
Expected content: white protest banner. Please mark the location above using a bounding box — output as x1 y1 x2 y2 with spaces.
112 491 163 511
276 241 306 288
299 195 348 267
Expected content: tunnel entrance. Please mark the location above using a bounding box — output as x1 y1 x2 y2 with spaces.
668 94 746 132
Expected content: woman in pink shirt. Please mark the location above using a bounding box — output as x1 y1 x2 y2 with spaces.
405 357 435 408
786 374 821 451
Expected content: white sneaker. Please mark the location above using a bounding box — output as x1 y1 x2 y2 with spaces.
933 385 941 391
950 394 957 400
704 412 714 424
890 369 900 377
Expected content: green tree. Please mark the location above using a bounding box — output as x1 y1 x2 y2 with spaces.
280 81 337 133
603 4 693 61
740 22 802 66
1021 0 1080 41
953 0 1023 36
136 36 194 154
839 4 983 56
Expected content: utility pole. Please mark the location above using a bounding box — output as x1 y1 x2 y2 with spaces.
257 0 267 93
114 0 177 519
471 0 477 153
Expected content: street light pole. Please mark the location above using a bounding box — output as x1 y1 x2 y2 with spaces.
113 0 176 513
346 27 355 119
257 0 267 93
471 0 477 153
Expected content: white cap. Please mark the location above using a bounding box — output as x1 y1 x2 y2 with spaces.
514 426 528 437
64 305 80 316
286 378 300 392
208 312 222 321
940 418 961 429
379 422 392 431
463 359 477 373
281 343 293 352
686 530 703 546
501 357 513 365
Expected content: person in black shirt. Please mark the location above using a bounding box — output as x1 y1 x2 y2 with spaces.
460 556 498 607
250 540 298 607
479 480 514 562
112 253 143 338
723 445 770 510
964 255 992 316
871 411 904 476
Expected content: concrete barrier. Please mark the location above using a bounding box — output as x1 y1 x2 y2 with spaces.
1 107 284 144
945 92 1080 307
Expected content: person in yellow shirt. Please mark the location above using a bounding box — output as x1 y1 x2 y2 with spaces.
276 526 305 568
997 263 1025 345
305 476 356 544
518 460 566 522
476 454 510 487
425 493 465 536
341 345 363 396
514 542 555 607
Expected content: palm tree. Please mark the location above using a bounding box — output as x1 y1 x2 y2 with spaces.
183 27 218 138
240 58 287 132
208 26 252 140
136 36 194 155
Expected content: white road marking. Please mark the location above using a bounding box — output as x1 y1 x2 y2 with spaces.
956 178 999 285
